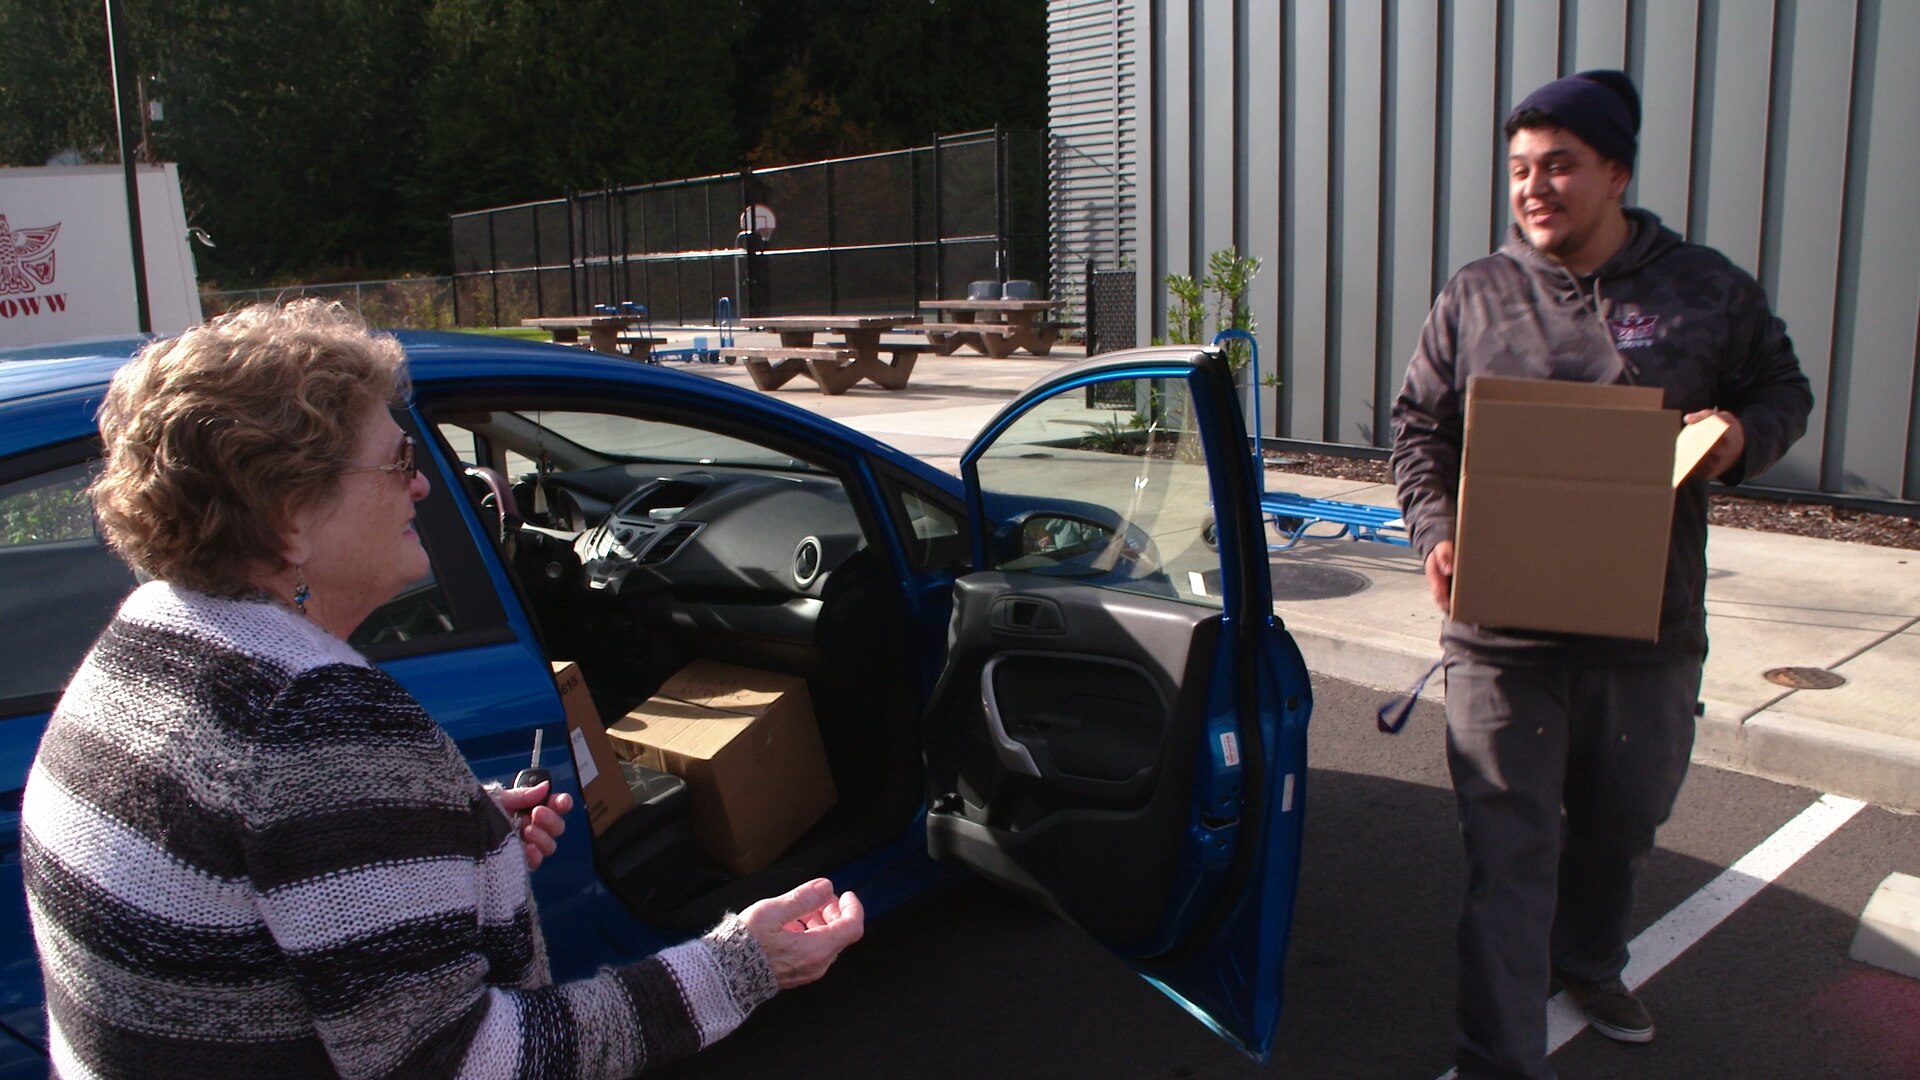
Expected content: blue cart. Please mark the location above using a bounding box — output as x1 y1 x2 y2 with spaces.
1212 328 1411 552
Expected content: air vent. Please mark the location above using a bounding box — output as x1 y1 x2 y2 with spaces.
792 536 824 587
638 522 702 565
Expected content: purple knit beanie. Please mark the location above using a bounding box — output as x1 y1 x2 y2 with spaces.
1508 69 1641 170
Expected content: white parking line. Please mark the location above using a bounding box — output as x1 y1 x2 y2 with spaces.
1437 792 1867 1080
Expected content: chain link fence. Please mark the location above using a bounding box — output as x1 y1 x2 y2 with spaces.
201 276 459 329
450 128 1048 325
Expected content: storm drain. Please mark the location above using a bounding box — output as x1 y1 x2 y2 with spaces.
1268 562 1371 601
1764 666 1847 690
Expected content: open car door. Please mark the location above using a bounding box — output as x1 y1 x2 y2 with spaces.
924 345 1313 1061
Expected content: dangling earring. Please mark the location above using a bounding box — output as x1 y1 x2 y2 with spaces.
292 569 310 616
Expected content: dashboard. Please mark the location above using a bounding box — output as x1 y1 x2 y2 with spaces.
509 464 865 652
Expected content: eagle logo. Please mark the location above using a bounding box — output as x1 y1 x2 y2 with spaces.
1606 313 1659 349
0 215 60 296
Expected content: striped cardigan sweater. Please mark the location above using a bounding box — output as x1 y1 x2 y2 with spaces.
23 582 776 1079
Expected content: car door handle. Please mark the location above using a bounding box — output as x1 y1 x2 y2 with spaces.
978 656 1042 777
989 595 1065 634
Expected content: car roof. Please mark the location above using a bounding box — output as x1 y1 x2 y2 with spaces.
0 330 957 491
0 339 145 402
0 330 628 403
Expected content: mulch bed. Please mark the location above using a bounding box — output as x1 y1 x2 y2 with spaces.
1261 451 1920 552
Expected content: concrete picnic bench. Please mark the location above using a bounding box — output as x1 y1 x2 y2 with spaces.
719 315 926 395
908 299 1075 357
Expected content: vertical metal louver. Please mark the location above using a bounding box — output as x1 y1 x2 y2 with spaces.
1047 0 1139 333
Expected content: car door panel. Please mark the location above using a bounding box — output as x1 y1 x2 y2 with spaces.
930 347 1311 1060
928 574 1219 944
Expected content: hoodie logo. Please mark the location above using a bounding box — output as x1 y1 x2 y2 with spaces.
1607 313 1659 349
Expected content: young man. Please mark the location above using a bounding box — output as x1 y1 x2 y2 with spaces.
1390 71 1813 1080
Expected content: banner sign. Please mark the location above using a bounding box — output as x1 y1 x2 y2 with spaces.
0 163 202 348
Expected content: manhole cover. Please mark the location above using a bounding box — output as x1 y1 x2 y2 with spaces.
1763 667 1847 690
1267 562 1371 601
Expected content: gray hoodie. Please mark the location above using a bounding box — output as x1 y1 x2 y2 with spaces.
1390 208 1813 662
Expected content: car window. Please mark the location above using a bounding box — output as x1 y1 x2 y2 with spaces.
0 460 98 546
896 487 967 571
973 376 1224 609
0 459 137 705
0 452 464 709
347 571 459 651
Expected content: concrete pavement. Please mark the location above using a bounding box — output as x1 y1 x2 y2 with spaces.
666 332 1920 812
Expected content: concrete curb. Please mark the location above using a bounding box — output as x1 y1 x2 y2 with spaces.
1277 610 1445 701
1293 639 1920 814
1696 702 1920 814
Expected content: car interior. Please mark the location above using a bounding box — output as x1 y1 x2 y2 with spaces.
424 400 963 929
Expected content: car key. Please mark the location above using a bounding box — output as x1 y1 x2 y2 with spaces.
514 729 552 790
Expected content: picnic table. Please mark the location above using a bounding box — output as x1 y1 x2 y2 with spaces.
721 315 925 395
520 315 665 359
910 299 1068 358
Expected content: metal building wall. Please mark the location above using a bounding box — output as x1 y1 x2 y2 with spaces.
1047 0 1141 324
1069 0 1920 504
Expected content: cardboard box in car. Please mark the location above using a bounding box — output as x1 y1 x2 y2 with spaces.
551 661 635 836
1449 376 1728 640
606 660 836 877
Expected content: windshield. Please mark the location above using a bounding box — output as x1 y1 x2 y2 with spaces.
498 410 822 473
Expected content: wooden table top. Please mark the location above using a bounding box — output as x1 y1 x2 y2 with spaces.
747 314 916 330
917 299 1056 312
520 315 646 329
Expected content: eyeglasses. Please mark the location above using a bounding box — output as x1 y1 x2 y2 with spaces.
344 434 418 481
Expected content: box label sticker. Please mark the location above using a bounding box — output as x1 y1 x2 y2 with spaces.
1219 731 1241 767
570 727 598 788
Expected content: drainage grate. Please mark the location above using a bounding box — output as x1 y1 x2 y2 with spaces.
1763 667 1847 690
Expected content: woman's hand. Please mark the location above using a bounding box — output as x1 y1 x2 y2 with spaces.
496 782 573 871
739 877 865 989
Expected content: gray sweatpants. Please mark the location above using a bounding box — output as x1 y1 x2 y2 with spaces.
1444 654 1702 1080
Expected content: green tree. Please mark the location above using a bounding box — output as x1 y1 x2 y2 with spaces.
145 0 440 282
0 0 116 165
0 0 1046 285
418 0 747 216
733 0 1046 164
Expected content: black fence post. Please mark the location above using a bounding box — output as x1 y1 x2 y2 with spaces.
910 148 922 311
994 123 1009 283
528 206 544 318
486 211 499 327
565 192 580 316
825 160 838 315
448 214 462 327
603 186 617 310
1084 259 1096 355
613 187 627 313
931 132 944 302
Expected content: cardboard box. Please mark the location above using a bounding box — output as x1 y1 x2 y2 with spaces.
1450 376 1728 640
607 660 837 877
551 661 635 836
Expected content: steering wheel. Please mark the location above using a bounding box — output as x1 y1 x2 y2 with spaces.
463 466 523 551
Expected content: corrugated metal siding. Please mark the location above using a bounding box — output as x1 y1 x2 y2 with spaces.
1047 0 1139 326
1058 0 1920 505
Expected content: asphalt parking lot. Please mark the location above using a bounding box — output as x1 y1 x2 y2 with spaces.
654 676 1920 1080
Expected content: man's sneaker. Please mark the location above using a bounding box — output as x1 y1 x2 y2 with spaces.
1558 975 1655 1044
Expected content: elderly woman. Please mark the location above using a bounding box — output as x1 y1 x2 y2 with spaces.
22 301 862 1079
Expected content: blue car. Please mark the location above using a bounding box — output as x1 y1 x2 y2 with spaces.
0 332 1313 1070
